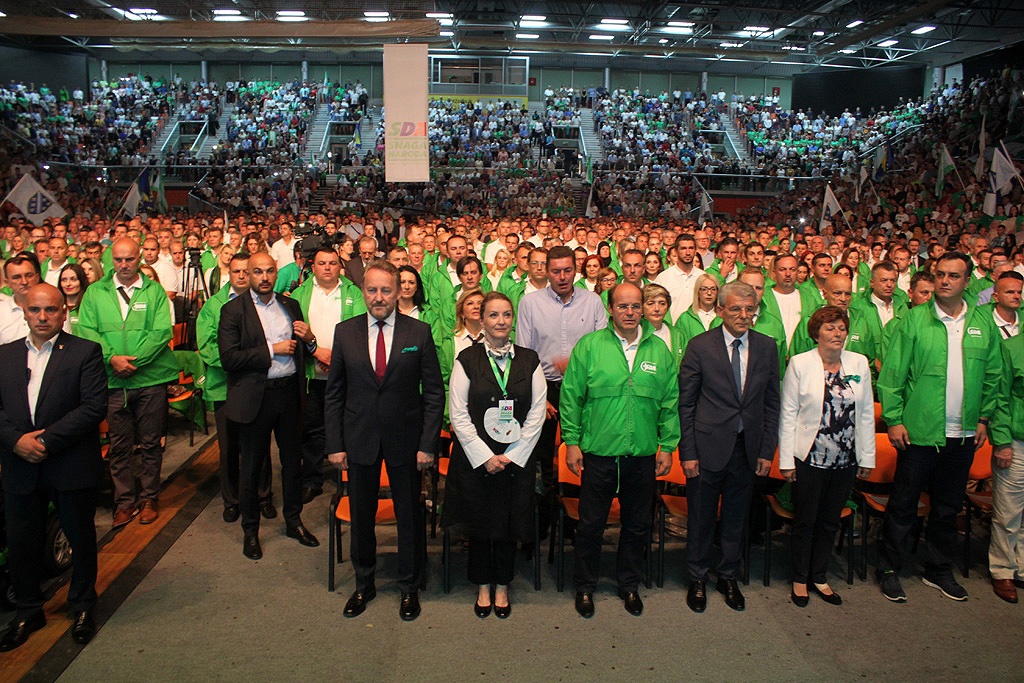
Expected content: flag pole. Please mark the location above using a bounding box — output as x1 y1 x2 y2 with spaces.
110 166 149 221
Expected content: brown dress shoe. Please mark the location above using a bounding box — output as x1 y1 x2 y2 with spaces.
112 507 137 528
139 500 159 525
992 579 1019 604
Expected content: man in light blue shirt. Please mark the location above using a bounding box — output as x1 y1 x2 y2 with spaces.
517 246 607 535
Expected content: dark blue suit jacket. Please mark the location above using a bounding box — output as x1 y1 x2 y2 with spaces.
0 331 108 494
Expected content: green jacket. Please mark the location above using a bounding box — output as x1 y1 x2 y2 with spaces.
274 262 302 294
789 306 877 362
992 333 1024 445
877 301 1002 447
77 273 179 389
752 308 788 376
798 279 826 312
560 324 680 457
195 285 233 402
650 322 688 369
850 290 909 368
674 308 722 358
290 276 366 379
705 260 744 286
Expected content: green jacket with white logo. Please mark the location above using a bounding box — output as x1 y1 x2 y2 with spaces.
76 273 179 389
877 301 1002 447
560 323 680 457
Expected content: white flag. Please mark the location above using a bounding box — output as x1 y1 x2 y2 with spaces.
975 114 987 179
3 174 66 227
122 183 141 217
820 184 843 232
936 143 957 197
857 165 868 202
700 192 712 219
990 142 1018 194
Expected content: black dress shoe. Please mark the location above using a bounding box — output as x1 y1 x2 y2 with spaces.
474 602 492 618
286 525 320 547
0 614 46 652
301 486 323 505
687 580 707 613
494 602 511 619
791 591 809 608
343 588 376 618
260 501 278 519
71 610 96 645
399 591 421 621
223 505 240 523
718 579 746 611
619 590 644 616
812 584 843 606
574 591 595 618
242 534 262 560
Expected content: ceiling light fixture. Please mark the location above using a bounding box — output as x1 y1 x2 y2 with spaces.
516 33 539 39
846 19 863 28
878 39 898 47
600 18 629 25
589 34 615 40
911 25 936 35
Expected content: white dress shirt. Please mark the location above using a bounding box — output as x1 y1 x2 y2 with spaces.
308 282 344 379
721 327 749 393
448 344 548 469
367 310 397 374
0 293 28 345
871 293 895 327
936 301 970 438
655 263 705 323
26 335 55 424
995 308 1020 339
115 275 143 319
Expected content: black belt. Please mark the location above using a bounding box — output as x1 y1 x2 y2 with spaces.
265 375 296 389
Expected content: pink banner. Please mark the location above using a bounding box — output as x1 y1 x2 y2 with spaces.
384 44 429 183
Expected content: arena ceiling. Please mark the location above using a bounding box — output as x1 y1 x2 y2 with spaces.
0 0 1021 75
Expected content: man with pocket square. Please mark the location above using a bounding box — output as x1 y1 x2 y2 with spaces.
325 260 444 621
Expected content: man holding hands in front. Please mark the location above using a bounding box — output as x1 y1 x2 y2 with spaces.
324 261 444 622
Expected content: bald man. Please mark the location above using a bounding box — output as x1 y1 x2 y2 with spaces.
218 252 319 560
77 238 178 528
0 284 108 650
789 274 877 362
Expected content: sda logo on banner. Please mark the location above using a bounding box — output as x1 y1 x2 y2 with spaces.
383 44 429 183
3 174 66 226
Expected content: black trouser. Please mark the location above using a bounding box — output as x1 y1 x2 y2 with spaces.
237 376 303 535
878 438 974 576
301 379 327 489
535 380 561 535
6 485 97 620
214 400 271 508
468 538 516 586
348 453 425 593
686 435 753 581
573 453 656 593
106 384 167 512
790 459 856 585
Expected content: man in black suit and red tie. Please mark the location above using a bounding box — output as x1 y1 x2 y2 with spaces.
678 281 781 613
0 284 108 651
218 252 320 561
325 260 443 622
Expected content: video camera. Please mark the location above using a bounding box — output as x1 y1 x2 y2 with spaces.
294 221 341 261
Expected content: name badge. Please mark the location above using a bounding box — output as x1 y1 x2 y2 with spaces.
498 399 515 422
132 302 147 311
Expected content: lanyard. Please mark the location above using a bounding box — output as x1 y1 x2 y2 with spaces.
487 355 511 397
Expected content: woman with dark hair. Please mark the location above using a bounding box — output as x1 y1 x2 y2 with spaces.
244 232 269 255
833 264 855 280
59 263 90 334
644 252 664 279
779 305 875 608
397 265 428 320
443 291 547 618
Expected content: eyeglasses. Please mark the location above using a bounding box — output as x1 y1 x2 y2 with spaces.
698 286 718 293
600 277 618 284
614 304 642 311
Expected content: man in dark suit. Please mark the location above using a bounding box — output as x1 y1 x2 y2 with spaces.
678 281 781 613
0 284 108 650
218 252 319 561
342 237 378 288
324 260 443 622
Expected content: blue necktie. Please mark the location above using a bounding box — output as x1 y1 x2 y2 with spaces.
731 338 744 432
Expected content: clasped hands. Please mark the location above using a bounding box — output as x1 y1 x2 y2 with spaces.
15 429 47 463
328 451 436 471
